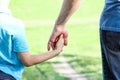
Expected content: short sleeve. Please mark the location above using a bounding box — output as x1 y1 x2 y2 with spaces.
13 25 29 52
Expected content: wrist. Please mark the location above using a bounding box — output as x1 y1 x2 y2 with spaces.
54 24 66 32
53 49 61 55
55 20 66 27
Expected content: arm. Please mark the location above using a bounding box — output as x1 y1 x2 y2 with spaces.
48 0 82 50
56 0 82 25
18 35 64 67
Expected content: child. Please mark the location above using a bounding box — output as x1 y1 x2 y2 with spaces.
0 0 64 80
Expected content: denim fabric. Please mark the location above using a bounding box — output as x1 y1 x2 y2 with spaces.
0 71 15 80
100 0 120 32
100 29 120 80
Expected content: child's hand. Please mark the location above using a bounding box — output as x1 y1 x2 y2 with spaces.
54 34 64 53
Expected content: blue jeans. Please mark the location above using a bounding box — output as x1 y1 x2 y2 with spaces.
100 30 120 80
0 71 15 80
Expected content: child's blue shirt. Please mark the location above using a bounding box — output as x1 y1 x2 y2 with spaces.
0 9 29 80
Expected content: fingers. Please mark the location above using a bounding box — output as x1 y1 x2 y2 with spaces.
52 35 62 50
47 41 51 51
58 34 64 44
48 40 56 51
47 26 68 51
63 31 68 46
55 34 64 51
47 33 67 51
47 34 61 51
47 31 57 51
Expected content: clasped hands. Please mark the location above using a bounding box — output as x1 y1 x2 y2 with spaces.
47 26 68 53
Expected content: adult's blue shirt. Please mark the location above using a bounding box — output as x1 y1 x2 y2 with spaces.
0 9 29 80
100 0 120 32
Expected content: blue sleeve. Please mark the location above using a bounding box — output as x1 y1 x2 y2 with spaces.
13 25 29 52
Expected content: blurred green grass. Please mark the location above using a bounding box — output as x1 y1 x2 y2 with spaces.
10 0 104 80
10 0 63 20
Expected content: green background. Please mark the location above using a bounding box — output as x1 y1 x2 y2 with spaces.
10 0 104 80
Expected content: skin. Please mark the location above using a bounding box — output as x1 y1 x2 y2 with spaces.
18 35 64 67
0 0 80 67
19 0 82 67
48 0 82 50
0 0 64 67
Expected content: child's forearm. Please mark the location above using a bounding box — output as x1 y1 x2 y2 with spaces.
18 34 63 67
18 50 60 67
29 50 59 66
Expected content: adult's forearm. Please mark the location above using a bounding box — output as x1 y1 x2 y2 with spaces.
56 0 82 25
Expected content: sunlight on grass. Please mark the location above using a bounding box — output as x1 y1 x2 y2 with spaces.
25 19 102 80
10 0 104 80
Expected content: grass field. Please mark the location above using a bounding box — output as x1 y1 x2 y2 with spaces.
10 0 104 80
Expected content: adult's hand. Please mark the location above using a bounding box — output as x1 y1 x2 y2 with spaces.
47 25 68 51
47 0 81 51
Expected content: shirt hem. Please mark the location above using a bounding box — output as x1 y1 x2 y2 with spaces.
100 26 120 32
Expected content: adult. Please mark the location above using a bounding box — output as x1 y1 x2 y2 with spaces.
48 0 120 80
